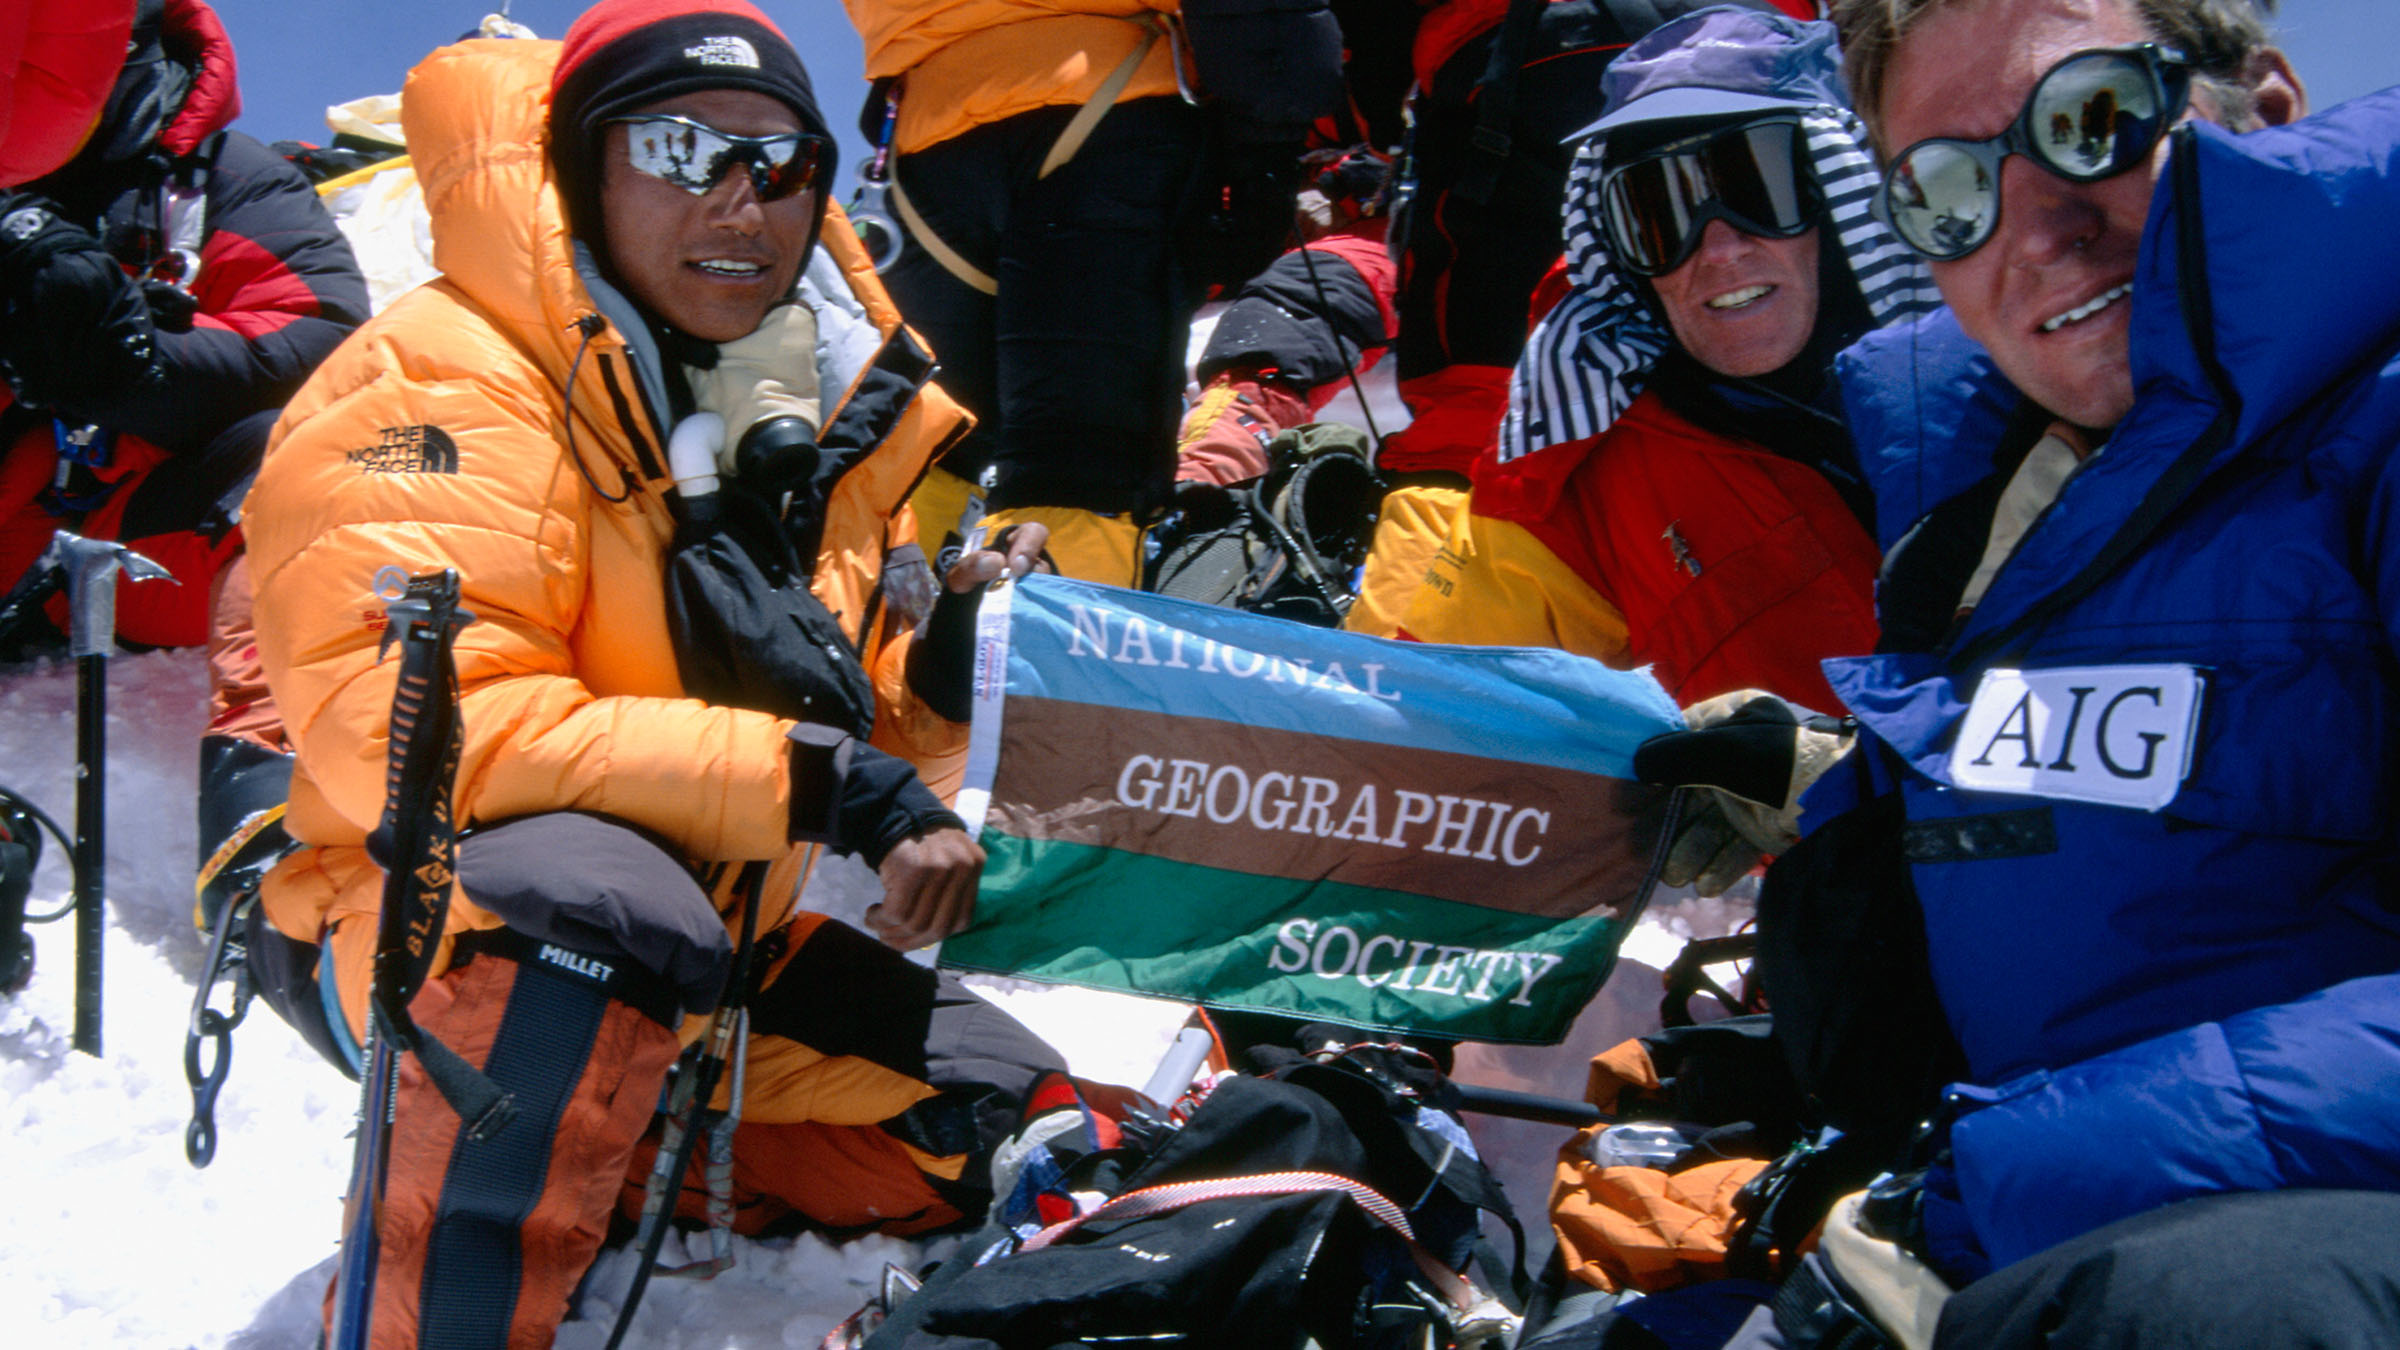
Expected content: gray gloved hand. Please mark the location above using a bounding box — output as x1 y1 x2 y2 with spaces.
1634 690 1855 895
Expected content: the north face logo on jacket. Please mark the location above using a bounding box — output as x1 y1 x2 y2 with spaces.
683 35 759 69
347 424 459 474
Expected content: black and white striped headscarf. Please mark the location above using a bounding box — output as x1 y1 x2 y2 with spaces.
1498 106 1937 464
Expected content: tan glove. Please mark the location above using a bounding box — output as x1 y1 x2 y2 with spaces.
1634 689 1855 895
686 299 822 477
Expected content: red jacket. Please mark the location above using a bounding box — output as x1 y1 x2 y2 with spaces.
1400 389 1877 713
0 1 134 187
0 0 368 646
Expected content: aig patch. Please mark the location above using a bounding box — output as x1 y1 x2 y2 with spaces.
347 424 458 474
1948 665 2204 811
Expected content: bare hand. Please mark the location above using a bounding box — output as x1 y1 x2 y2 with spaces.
942 521 1050 593
862 826 985 949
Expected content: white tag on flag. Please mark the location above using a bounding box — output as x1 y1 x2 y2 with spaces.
1948 664 2205 811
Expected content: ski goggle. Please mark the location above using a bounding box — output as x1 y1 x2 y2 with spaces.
1873 44 2191 260
604 113 828 203
1597 119 1815 277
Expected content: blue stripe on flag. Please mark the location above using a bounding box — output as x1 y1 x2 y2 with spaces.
992 575 1682 780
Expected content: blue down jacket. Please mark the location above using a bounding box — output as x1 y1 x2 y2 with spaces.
1817 88 2400 1272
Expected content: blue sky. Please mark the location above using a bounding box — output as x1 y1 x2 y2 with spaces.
207 0 2394 198
208 2 880 169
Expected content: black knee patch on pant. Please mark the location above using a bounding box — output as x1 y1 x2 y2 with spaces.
750 922 1067 1199
121 408 279 541
749 917 945 1074
457 812 732 1017
1936 1189 2400 1350
417 954 616 1350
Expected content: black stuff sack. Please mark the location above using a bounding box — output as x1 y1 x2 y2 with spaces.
665 478 875 740
859 1053 1521 1350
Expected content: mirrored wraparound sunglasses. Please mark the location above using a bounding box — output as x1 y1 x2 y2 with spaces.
1598 118 1817 278
1873 43 2191 261
605 113 828 202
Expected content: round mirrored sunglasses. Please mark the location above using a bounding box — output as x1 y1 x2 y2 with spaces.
1873 44 2190 261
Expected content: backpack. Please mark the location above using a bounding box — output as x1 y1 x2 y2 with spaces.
1145 422 1382 627
848 1039 1525 1350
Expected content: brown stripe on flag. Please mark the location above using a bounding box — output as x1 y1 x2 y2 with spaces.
986 698 1669 917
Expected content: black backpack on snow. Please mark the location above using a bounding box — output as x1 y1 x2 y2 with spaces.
854 1041 1525 1350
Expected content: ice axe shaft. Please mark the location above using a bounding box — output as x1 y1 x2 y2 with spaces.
49 531 174 1058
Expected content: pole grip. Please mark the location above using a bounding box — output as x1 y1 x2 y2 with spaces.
1449 1082 1607 1128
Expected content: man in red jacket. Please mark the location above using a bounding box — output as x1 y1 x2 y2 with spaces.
0 0 367 652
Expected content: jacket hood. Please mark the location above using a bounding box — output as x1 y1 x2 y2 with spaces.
156 0 239 155
1498 100 1935 467
397 32 963 584
0 0 135 186
2133 88 2400 447
76 0 239 167
402 37 598 407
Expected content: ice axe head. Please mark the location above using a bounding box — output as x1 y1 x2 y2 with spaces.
46 530 175 659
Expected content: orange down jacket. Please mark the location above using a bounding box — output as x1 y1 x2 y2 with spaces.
244 37 972 1059
843 0 1181 154
1550 1037 1772 1295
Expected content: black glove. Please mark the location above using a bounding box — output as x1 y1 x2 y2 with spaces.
908 582 979 724
907 523 1051 725
0 194 159 416
788 726 965 866
1634 691 1854 895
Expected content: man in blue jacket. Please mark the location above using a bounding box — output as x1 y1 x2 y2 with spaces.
1678 0 2400 1338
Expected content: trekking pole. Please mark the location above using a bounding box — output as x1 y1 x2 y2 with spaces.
48 531 174 1056
330 567 514 1350
603 859 768 1349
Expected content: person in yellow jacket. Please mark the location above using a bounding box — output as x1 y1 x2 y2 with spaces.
240 4 1072 1344
845 0 1334 586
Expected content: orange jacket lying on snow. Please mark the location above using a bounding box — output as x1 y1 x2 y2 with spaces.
245 38 972 1066
843 0 1182 154
1550 1036 1772 1295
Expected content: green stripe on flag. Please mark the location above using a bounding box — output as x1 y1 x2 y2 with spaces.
941 833 1638 1044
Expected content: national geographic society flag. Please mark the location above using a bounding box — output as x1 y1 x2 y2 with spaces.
945 575 1684 1044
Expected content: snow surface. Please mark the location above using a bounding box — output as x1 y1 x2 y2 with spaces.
0 647 1738 1348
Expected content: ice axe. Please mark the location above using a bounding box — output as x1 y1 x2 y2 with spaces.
42 530 175 1056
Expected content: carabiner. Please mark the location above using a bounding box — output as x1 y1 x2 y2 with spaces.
183 894 255 1168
